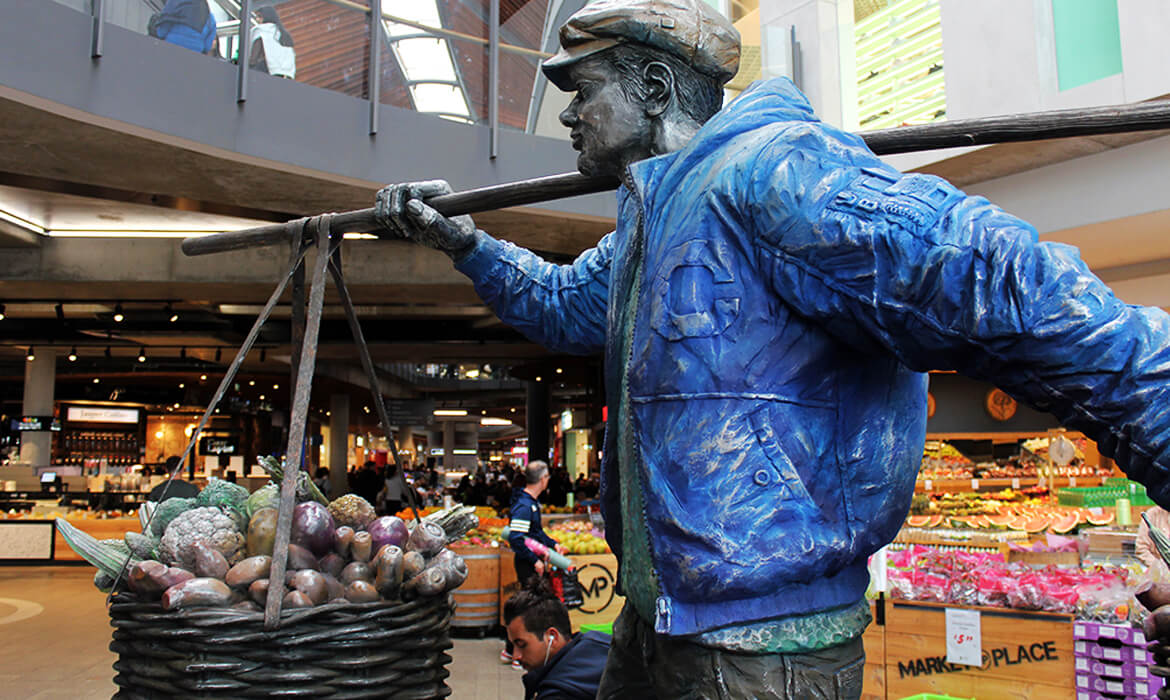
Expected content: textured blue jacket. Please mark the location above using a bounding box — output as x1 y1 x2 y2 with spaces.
456 78 1170 636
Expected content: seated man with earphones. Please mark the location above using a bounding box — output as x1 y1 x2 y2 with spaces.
503 579 611 700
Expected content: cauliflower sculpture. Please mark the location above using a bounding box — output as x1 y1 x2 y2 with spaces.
159 506 246 570
328 494 377 529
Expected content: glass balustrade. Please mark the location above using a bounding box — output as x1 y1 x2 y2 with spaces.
50 0 698 142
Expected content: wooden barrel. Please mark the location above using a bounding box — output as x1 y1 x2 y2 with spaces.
451 546 500 632
499 547 518 625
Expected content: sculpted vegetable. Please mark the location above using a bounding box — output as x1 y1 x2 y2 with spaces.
290 502 337 557
159 507 246 570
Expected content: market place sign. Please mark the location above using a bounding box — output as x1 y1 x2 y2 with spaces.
576 561 617 614
897 640 1060 678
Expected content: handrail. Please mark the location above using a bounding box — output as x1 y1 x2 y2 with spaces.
317 0 551 58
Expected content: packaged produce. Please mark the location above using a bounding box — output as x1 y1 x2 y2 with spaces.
885 544 1133 620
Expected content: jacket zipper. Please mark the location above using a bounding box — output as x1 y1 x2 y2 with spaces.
621 167 668 633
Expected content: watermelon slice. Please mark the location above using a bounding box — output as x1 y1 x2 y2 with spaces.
985 514 1012 529
906 515 931 528
1023 515 1051 533
1050 513 1079 534
1086 511 1115 526
926 514 944 528
1007 516 1028 531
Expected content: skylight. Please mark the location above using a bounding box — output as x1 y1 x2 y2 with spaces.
382 1 473 122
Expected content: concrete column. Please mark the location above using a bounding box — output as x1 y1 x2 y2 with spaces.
527 380 550 464
20 349 56 468
442 421 455 470
329 394 350 496
398 426 414 467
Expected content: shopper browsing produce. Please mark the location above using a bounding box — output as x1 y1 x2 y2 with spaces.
509 461 567 583
504 579 611 700
375 0 1170 695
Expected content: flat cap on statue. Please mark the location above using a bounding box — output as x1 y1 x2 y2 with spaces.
541 0 741 91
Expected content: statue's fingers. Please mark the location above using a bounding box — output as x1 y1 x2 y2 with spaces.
408 180 455 200
405 200 461 246
374 186 394 227
388 184 414 236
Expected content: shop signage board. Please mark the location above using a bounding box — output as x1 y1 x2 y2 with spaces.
199 436 238 455
13 416 60 432
66 406 139 424
885 600 1074 699
383 399 434 426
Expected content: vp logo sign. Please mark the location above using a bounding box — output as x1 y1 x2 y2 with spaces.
576 562 616 614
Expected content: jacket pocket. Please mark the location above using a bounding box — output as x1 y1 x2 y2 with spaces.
636 399 853 603
745 406 814 503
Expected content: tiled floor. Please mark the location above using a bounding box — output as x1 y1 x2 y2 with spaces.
0 566 524 699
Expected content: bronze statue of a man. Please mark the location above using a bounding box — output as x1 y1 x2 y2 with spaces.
377 0 1170 697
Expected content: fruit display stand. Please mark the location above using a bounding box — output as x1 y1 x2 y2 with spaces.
861 599 885 700
915 475 1108 494
882 600 1075 700
566 552 626 632
497 546 628 632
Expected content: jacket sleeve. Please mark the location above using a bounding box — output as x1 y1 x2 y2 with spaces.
744 120 1170 507
453 230 613 355
509 499 538 565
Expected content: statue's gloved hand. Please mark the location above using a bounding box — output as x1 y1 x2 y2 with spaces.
374 180 476 258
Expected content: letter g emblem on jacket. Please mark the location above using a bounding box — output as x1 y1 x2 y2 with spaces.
651 239 742 341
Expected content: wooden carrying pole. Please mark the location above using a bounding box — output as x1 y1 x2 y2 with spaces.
182 98 1170 257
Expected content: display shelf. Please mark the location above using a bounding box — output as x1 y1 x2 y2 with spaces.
882 599 1074 699
914 475 1108 493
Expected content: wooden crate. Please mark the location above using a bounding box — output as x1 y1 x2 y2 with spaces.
884 600 1074 699
567 553 625 632
862 599 885 700
497 549 627 631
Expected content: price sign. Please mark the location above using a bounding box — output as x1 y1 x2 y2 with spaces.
946 608 982 666
924 479 933 491
1069 476 1077 488
1012 478 1021 489
970 479 980 491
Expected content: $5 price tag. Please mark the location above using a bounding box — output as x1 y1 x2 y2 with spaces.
945 608 982 666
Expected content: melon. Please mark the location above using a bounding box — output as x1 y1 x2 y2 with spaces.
1086 511 1115 526
1049 513 1079 534
926 514 944 528
1023 515 1051 534
906 515 931 528
985 515 1013 529
1006 517 1027 531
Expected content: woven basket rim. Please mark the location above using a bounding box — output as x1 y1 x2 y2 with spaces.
109 591 454 627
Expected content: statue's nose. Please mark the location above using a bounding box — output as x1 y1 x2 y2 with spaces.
559 104 578 128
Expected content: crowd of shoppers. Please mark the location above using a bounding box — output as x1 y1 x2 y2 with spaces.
455 464 599 512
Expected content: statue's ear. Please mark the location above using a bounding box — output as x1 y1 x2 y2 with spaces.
642 61 674 118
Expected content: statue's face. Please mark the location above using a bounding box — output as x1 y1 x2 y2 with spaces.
558 56 654 178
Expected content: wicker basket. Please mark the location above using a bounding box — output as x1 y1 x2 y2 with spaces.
109 592 454 699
